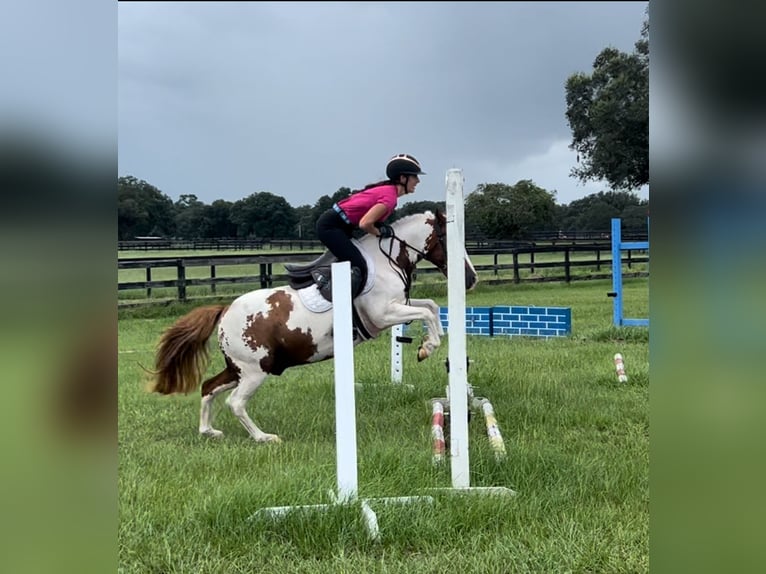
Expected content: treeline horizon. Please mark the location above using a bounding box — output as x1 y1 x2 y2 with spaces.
118 175 649 241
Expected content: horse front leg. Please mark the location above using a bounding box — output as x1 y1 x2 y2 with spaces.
378 302 443 362
408 298 444 336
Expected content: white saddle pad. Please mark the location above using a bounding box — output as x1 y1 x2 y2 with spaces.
297 239 375 313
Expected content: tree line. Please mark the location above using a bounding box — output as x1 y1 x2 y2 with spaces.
119 15 648 242
118 175 648 241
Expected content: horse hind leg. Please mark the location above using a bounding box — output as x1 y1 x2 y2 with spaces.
225 368 281 444
199 359 239 438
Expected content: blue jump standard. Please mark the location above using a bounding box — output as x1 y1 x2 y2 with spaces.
609 217 649 327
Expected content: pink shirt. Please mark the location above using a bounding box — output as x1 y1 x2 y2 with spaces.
336 184 398 225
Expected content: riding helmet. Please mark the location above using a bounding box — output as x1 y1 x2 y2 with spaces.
386 153 426 181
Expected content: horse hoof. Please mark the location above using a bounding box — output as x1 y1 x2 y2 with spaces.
258 434 282 444
200 428 224 438
417 347 429 362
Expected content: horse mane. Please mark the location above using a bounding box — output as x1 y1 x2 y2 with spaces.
392 210 436 227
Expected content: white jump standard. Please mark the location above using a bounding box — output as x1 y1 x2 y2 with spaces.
252 262 433 540
434 169 515 497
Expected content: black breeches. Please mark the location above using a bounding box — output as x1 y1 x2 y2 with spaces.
316 209 368 280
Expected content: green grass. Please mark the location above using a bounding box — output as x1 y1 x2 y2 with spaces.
119 279 648 573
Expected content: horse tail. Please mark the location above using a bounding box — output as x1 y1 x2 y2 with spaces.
149 305 229 395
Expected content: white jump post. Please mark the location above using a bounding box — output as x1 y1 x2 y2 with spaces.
252 261 432 539
439 169 515 496
391 324 404 384
333 261 359 502
446 170 470 488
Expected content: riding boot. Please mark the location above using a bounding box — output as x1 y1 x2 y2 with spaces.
350 266 364 299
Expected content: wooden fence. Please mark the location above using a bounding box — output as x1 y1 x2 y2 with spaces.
118 243 648 307
117 229 649 253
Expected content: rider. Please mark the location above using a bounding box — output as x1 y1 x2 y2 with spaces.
313 153 426 300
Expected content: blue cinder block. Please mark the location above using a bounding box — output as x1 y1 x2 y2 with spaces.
418 305 571 337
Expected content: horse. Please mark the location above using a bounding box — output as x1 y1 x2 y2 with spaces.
149 210 478 443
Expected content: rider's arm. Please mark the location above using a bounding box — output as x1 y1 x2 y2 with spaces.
359 203 389 236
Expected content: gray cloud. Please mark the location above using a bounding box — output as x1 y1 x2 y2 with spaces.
119 2 648 206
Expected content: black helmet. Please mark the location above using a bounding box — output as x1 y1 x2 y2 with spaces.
386 154 426 180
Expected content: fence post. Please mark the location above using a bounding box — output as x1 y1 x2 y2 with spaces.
210 265 216 295
259 263 274 288
177 259 187 302
512 251 520 284
146 267 152 299
564 248 571 283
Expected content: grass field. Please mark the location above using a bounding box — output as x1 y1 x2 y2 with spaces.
118 278 649 573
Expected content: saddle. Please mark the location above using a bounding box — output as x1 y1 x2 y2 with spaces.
286 250 372 341
286 250 365 302
285 250 338 290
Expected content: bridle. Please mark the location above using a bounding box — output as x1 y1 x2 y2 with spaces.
378 213 448 300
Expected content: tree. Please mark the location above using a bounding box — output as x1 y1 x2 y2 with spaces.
308 187 352 237
565 19 648 191
559 190 648 231
205 200 238 238
117 176 176 240
230 191 297 238
465 180 557 239
294 204 315 239
394 200 446 222
174 194 209 239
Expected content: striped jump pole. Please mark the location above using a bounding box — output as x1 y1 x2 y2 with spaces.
475 399 507 461
431 400 446 465
614 353 628 383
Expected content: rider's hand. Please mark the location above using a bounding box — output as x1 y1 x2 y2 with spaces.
378 224 394 238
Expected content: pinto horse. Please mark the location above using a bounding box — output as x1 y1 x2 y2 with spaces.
150 210 477 443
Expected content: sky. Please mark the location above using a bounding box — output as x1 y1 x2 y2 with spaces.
118 2 649 208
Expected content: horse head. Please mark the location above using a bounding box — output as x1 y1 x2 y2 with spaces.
390 210 478 291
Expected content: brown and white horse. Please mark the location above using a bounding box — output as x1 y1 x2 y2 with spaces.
149 210 477 443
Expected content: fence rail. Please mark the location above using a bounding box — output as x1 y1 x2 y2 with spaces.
117 230 649 252
118 243 648 307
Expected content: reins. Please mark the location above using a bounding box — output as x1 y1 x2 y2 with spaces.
376 214 448 303
378 234 413 301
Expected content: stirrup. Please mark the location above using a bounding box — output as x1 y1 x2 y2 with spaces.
311 269 329 288
312 269 333 302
